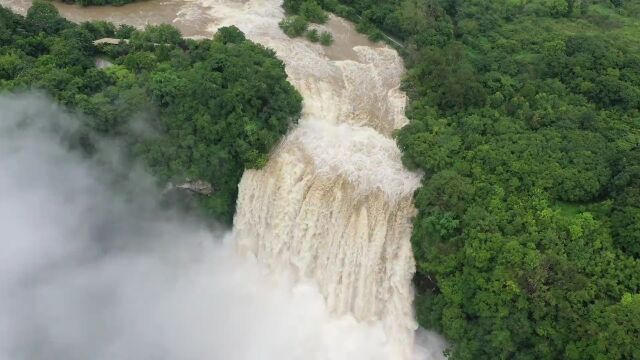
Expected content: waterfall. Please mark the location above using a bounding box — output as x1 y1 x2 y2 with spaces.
234 128 420 358
194 1 423 357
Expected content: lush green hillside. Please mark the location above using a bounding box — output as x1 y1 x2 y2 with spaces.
302 0 640 358
0 1 302 222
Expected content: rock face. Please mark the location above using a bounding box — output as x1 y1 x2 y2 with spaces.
165 180 214 196
93 38 129 45
176 180 214 195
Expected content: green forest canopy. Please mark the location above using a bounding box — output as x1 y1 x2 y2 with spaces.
295 0 639 359
0 1 302 222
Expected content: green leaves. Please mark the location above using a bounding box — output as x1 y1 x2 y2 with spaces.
319 31 334 45
299 0 328 24
130 24 184 46
137 30 301 221
279 0 334 45
0 9 302 224
26 0 69 34
214 25 246 45
149 70 184 106
279 16 309 38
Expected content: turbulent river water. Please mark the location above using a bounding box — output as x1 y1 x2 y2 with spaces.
1 0 445 358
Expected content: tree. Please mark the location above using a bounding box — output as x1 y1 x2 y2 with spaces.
283 0 303 14
1 3 303 223
132 24 183 46
0 52 24 79
26 0 69 34
279 16 309 37
300 0 328 23
319 31 333 45
215 25 246 44
306 28 320 42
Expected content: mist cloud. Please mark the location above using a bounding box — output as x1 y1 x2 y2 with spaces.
0 93 445 360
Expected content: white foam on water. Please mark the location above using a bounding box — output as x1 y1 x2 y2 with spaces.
291 120 420 199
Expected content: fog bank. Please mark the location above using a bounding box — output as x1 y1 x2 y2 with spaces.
0 93 445 359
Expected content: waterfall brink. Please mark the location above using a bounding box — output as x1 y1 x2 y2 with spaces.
198 1 422 358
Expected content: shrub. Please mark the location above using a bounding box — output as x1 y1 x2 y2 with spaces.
306 28 320 42
278 16 308 38
319 31 333 46
283 0 302 14
299 0 328 24
215 25 246 44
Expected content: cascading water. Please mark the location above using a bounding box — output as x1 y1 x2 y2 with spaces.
234 122 420 358
192 1 423 358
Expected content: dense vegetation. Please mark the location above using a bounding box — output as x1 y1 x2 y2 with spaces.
279 0 334 45
288 0 640 358
0 1 302 222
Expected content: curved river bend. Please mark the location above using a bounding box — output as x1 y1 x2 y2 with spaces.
1 0 445 358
